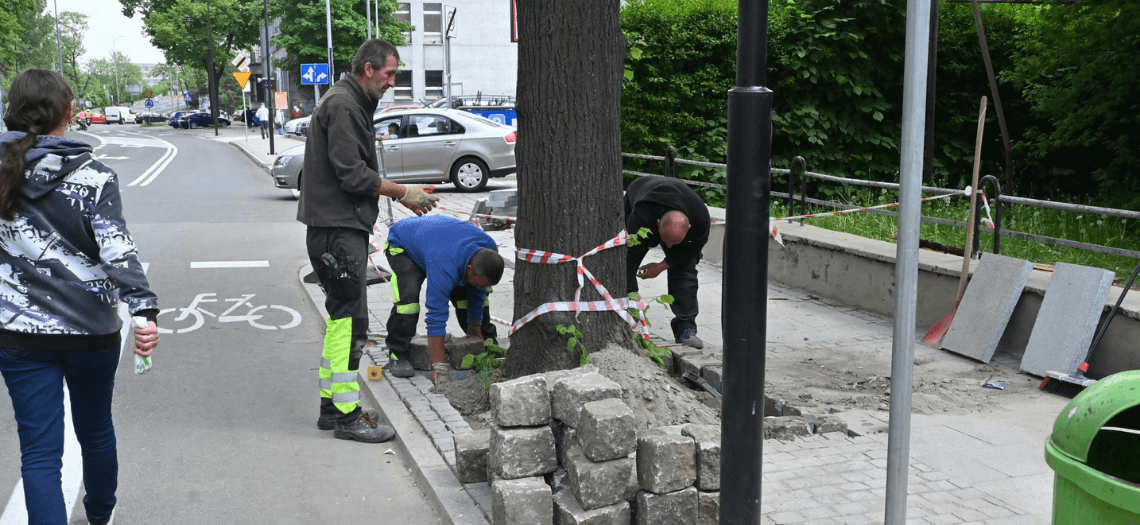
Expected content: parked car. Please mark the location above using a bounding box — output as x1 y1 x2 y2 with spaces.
272 108 516 196
168 111 191 128
74 111 107 125
173 111 231 129
283 116 310 136
135 111 167 124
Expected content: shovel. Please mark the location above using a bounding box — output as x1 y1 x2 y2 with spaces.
921 96 987 348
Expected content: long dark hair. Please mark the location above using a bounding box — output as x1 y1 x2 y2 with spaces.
0 68 74 221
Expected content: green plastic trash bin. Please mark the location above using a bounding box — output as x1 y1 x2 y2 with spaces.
1045 370 1140 524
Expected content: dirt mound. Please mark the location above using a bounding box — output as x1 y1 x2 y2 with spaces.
434 375 493 416
589 344 720 430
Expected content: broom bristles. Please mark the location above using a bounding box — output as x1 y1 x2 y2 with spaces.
1039 371 1096 399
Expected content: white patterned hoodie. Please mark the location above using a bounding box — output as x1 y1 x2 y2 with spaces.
0 132 158 352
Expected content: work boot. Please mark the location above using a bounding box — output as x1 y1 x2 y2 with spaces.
318 408 380 431
385 358 415 378
676 329 704 349
333 411 396 443
432 362 452 387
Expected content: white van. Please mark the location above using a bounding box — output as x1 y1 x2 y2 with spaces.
104 107 135 124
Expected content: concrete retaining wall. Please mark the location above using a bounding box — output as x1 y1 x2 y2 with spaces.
703 215 1140 378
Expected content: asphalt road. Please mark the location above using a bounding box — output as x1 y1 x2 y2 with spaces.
0 125 440 524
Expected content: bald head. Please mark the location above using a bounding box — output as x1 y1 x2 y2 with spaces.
658 211 690 248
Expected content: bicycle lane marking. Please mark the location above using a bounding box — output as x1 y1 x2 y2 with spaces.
157 293 302 333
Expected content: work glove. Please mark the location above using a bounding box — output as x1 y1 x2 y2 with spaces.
400 185 440 215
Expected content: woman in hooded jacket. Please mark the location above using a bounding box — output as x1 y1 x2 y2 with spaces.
0 68 160 525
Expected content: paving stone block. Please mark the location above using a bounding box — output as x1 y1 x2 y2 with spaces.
553 490 631 525
697 491 719 525
554 422 581 465
670 347 703 375
941 253 1033 362
578 398 636 462
681 424 720 491
492 477 553 525
816 415 848 435
406 335 434 371
1021 262 1116 376
677 354 721 382
637 434 696 494
542 365 598 393
635 487 698 525
700 366 723 394
552 372 623 428
455 428 492 484
447 336 488 370
492 374 552 427
566 453 635 510
491 424 558 479
763 417 814 440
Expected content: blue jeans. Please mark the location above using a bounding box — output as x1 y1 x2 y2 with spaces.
0 347 120 525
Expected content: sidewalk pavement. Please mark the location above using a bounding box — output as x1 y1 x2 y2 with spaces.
213 127 1064 524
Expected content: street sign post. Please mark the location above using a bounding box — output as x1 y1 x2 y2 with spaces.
301 63 330 105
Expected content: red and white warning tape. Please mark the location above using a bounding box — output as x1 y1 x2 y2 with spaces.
768 189 968 245
511 230 651 338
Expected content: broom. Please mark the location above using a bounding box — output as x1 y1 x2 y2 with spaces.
1039 258 1140 398
921 97 987 348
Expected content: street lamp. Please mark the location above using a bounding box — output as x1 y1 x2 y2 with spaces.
112 35 123 105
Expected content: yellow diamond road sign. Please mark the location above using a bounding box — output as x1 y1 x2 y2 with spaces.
232 71 251 89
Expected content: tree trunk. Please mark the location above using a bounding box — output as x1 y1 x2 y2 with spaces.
504 0 632 377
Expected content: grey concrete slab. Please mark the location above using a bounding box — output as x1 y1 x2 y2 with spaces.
942 254 1034 363
1019 262 1115 377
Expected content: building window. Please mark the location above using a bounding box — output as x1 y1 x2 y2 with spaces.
394 71 412 101
423 3 442 45
394 3 411 45
425 70 444 101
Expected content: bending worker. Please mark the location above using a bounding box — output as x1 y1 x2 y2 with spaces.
625 175 710 349
298 38 439 444
383 215 504 385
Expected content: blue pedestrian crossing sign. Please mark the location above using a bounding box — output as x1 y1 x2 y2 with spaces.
301 64 330 85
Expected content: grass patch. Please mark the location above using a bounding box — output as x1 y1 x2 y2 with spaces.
771 186 1140 283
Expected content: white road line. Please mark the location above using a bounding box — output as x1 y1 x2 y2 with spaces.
191 261 271 268
125 133 178 187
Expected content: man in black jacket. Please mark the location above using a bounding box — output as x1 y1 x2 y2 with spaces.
298 39 438 443
625 176 710 349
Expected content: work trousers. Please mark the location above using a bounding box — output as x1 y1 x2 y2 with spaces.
306 227 369 423
384 246 496 363
0 346 120 525
627 244 700 338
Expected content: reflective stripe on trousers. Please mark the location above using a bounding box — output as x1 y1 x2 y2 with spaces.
320 317 360 412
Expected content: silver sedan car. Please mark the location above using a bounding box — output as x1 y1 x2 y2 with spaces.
271 108 516 195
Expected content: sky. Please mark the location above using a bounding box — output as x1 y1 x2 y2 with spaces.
46 0 167 64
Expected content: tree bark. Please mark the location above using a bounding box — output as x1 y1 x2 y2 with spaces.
504 0 632 377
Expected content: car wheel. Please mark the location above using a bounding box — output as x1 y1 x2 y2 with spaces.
292 172 302 199
189 121 198 129
451 157 489 193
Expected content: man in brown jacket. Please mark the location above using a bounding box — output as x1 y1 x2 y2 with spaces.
298 39 438 443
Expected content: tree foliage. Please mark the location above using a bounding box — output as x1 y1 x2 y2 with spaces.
0 0 40 74
621 0 1138 210
1003 0 1140 208
120 0 259 94
271 0 410 83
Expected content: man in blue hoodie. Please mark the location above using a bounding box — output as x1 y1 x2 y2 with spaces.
383 216 505 384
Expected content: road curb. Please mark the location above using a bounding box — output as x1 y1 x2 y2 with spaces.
225 140 271 172
298 264 489 525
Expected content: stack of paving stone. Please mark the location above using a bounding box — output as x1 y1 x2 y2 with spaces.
634 425 721 525
474 189 517 231
487 374 559 524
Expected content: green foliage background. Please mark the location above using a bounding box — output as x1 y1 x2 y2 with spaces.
621 0 1139 210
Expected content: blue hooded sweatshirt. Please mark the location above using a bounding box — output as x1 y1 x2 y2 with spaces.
0 131 158 352
387 216 498 336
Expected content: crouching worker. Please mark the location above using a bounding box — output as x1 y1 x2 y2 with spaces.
383 215 504 385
